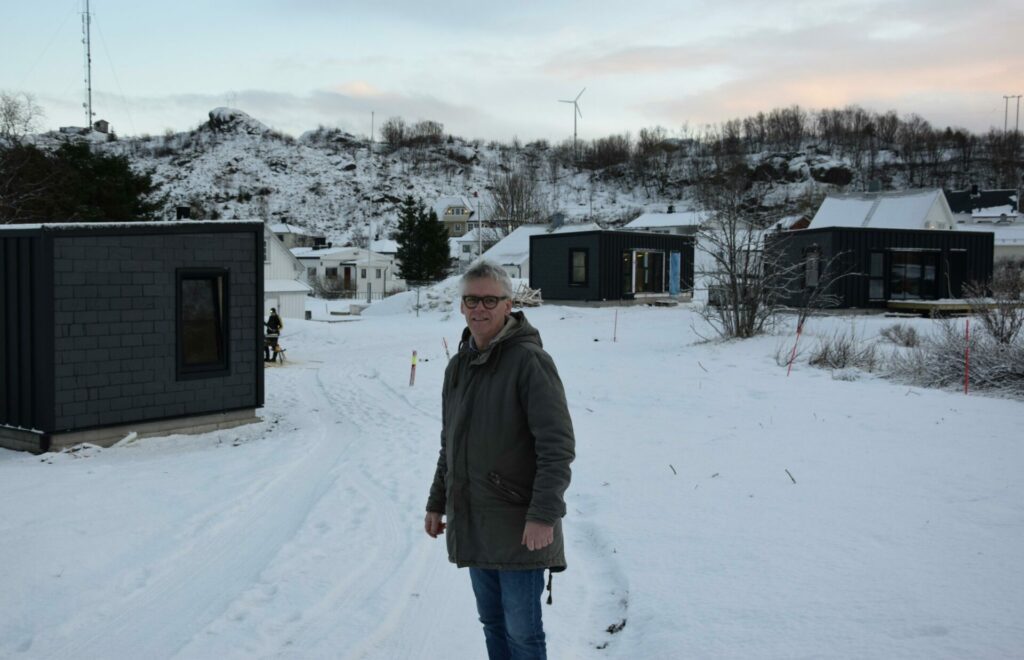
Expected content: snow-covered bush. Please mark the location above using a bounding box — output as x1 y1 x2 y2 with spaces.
889 319 1024 398
807 326 880 372
964 258 1024 345
880 322 920 347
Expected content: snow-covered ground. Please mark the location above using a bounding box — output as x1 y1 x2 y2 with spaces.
1 301 1022 659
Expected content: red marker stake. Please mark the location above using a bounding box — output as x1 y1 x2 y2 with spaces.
964 318 970 395
787 321 804 377
410 350 418 387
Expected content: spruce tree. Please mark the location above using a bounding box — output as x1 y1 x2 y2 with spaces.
394 196 450 282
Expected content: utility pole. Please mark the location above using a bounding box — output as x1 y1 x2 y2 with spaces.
1004 95 1012 133
1014 95 1023 134
81 0 93 128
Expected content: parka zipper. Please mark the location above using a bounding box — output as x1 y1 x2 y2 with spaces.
488 472 529 504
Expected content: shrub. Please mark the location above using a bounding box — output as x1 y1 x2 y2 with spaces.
807 326 879 371
964 258 1024 344
889 319 1024 397
880 323 920 347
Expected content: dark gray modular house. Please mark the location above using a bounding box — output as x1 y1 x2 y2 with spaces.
765 226 994 308
0 221 265 453
530 230 695 301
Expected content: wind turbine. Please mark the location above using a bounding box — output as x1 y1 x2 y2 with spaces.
559 87 585 160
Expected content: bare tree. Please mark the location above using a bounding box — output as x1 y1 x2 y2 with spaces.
694 166 780 338
485 164 546 234
965 258 1024 344
0 91 44 143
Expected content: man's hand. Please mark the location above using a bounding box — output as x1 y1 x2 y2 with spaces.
424 511 446 538
521 520 554 551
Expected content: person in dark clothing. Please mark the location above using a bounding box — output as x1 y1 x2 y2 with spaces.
425 260 575 660
264 308 283 362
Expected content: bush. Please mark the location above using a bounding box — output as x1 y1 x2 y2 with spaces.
889 319 1024 397
880 323 920 347
807 326 879 371
964 259 1024 344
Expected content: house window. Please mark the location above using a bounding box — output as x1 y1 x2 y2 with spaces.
177 269 228 377
889 250 939 300
462 245 471 254
361 268 367 279
454 223 462 232
869 252 885 300
570 249 588 286
263 239 270 263
376 268 382 279
804 246 820 288
307 267 316 279
326 267 338 279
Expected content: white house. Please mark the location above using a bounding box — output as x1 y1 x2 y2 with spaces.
808 189 955 231
270 222 325 249
944 188 1023 261
263 225 312 318
293 245 405 296
451 227 504 270
433 195 478 237
623 210 707 235
480 222 602 280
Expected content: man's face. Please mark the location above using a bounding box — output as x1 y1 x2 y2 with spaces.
461 277 512 349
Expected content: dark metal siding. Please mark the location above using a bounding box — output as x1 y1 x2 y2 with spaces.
767 227 994 308
0 232 53 433
530 231 694 301
0 222 263 436
529 233 602 300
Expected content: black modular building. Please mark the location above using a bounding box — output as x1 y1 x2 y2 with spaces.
530 230 695 301
0 221 265 453
765 226 994 308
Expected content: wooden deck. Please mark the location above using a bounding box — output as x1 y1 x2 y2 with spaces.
886 300 975 317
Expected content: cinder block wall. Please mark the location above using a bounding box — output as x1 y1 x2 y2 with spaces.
51 232 258 431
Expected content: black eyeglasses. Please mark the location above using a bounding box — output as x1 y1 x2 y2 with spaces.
462 295 509 309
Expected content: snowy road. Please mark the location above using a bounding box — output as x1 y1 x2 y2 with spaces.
2 301 1023 659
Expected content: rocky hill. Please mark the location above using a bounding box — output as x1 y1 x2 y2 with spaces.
35 106 1017 244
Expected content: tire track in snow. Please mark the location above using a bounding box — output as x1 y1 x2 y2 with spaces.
252 345 456 658
40 363 360 660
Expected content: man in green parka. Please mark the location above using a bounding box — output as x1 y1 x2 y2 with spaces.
425 260 575 660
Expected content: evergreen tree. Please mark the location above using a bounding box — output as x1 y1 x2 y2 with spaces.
0 142 161 223
394 196 450 281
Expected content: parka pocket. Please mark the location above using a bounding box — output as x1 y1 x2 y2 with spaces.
487 471 530 505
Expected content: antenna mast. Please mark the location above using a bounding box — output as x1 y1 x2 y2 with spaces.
81 0 94 128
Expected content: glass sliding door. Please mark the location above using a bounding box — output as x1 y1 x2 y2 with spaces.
889 250 939 300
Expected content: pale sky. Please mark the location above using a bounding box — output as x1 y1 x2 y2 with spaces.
2 0 1022 141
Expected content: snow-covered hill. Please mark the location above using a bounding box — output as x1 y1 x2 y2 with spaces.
29 107 872 245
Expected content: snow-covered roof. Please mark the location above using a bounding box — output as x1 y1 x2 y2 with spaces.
808 189 952 230
0 220 262 231
433 195 475 219
453 227 502 244
370 238 398 254
624 211 706 229
271 222 319 236
264 279 313 293
953 222 1024 246
971 205 1018 219
482 222 602 265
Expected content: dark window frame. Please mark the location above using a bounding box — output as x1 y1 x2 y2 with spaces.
176 268 230 380
569 248 588 287
804 245 821 288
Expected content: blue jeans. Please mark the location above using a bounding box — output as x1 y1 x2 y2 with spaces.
469 567 547 660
